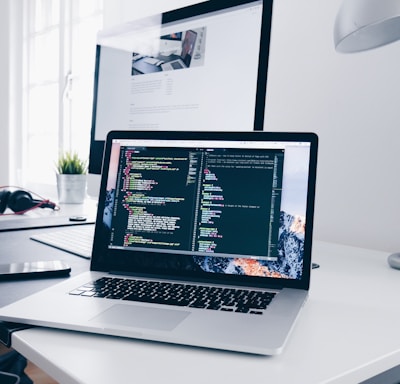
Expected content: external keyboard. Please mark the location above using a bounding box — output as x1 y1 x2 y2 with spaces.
70 276 276 315
30 225 94 259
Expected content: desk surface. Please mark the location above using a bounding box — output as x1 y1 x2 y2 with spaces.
1 234 400 384
0 199 97 232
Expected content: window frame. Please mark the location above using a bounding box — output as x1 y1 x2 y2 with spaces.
15 0 103 194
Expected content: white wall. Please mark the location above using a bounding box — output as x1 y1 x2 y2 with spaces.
0 0 11 184
265 0 400 252
0 0 23 187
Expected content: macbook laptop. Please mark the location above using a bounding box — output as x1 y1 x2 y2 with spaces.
161 30 198 71
0 130 318 355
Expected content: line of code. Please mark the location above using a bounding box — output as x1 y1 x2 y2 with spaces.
109 146 284 260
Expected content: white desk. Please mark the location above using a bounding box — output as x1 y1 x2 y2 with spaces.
6 241 400 383
0 198 97 231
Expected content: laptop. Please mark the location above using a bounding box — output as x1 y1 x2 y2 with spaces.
0 130 318 355
161 30 198 71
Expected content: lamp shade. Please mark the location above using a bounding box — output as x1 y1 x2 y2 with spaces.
334 0 400 53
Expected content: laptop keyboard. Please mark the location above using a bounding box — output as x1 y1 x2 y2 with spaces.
171 61 184 69
70 277 276 315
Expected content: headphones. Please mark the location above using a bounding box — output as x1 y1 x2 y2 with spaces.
0 188 57 215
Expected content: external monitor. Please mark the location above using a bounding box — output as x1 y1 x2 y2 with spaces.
89 0 274 174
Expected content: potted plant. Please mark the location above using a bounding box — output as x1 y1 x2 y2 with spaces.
55 152 88 204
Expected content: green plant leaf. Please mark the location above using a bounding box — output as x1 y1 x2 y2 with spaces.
56 152 87 174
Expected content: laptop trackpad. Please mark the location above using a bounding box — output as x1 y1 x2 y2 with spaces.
91 304 190 331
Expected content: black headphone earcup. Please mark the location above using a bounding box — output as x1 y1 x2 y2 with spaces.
7 190 35 213
0 190 11 213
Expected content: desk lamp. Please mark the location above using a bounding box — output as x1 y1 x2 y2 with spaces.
334 0 400 269
334 0 400 53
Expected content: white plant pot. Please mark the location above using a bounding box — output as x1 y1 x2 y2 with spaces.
56 174 87 204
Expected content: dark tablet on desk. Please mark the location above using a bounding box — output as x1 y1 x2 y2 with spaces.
0 260 71 281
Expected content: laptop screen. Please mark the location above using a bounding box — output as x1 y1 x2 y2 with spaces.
94 131 318 289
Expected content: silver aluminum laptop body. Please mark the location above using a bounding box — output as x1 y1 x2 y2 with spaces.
0 130 318 355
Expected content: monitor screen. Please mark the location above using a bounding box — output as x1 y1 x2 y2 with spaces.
89 0 274 174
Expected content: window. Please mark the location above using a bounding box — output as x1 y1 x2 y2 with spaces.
21 0 103 186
